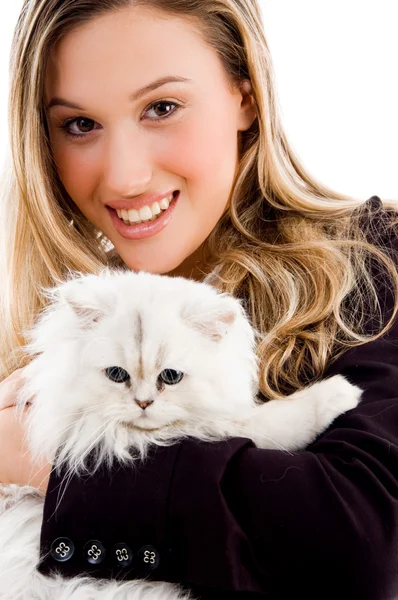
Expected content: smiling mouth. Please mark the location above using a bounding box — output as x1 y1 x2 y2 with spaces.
108 190 179 225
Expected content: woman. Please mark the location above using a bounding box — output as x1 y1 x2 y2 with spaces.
0 1 397 598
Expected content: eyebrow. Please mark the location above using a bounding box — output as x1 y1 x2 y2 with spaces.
46 75 193 111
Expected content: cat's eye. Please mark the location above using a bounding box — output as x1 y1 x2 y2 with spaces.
105 366 130 383
159 369 184 385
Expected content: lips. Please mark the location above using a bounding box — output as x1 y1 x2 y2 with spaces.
106 190 180 241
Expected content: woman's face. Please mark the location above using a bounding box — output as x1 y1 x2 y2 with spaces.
45 5 256 278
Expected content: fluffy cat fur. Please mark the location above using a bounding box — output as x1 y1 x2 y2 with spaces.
0 268 363 599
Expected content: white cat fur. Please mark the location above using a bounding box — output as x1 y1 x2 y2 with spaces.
0 268 362 599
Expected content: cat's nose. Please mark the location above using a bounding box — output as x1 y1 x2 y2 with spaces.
135 399 154 410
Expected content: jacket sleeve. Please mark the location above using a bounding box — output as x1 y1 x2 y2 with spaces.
38 197 398 600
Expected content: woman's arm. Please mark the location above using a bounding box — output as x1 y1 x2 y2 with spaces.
35 302 398 600
36 201 398 599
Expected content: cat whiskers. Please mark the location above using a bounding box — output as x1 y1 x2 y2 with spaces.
21 401 114 462
56 407 120 466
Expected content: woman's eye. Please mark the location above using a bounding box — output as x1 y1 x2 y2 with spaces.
61 117 97 138
105 366 130 383
159 369 184 385
144 100 180 120
57 117 99 139
57 101 181 140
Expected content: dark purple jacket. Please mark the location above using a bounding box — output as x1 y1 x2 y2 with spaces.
38 196 398 600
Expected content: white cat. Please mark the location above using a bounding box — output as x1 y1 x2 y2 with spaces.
0 268 362 599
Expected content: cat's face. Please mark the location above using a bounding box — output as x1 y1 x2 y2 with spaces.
23 269 258 449
74 299 227 433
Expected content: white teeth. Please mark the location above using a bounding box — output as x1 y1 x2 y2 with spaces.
159 197 170 210
115 194 174 224
151 201 161 215
138 205 152 220
127 208 140 221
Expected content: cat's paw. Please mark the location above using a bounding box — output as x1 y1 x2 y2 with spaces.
314 374 362 429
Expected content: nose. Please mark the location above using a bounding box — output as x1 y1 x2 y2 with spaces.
135 399 154 410
103 125 152 194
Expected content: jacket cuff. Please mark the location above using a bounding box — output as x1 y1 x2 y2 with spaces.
38 443 181 583
39 438 271 594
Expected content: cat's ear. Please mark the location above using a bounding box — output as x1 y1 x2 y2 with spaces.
63 296 105 325
181 294 240 342
58 277 109 326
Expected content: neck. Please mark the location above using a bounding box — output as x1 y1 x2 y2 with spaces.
166 244 212 282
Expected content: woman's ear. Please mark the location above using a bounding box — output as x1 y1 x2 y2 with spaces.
238 79 257 131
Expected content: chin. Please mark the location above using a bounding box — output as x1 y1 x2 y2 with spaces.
121 415 163 432
113 245 190 277
131 420 161 431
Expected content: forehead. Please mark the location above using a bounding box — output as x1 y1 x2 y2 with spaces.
45 6 228 102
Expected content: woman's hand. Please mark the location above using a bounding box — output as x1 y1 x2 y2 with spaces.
0 369 51 495
0 407 51 495
0 367 27 410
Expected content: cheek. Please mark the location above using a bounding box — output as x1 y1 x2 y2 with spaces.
160 111 238 185
154 388 186 410
153 113 239 233
52 142 99 211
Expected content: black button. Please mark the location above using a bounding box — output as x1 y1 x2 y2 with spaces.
83 540 106 565
137 545 160 570
111 542 134 568
50 537 75 562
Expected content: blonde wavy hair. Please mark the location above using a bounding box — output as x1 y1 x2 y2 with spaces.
1 0 398 400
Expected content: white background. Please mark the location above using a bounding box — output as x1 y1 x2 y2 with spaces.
0 0 397 201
